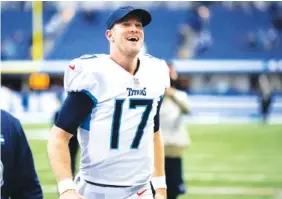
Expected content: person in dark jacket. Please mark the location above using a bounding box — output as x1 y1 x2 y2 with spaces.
0 109 43 199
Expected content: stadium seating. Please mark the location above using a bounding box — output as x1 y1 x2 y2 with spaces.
47 4 282 60
196 4 282 59
1 4 57 60
1 10 32 59
2 3 282 60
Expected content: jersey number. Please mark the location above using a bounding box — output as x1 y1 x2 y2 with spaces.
111 99 153 149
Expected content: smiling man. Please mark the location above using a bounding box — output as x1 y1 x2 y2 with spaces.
48 6 169 199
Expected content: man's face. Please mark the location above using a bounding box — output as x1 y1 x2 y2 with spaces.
107 15 144 57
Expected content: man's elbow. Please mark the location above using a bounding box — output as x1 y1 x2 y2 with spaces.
47 126 72 152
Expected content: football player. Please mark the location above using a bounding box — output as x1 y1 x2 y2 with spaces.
47 6 169 199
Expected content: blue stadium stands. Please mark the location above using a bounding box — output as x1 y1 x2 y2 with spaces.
2 3 282 60
46 4 282 60
196 4 282 59
1 3 282 124
47 9 187 60
1 10 32 59
1 4 57 60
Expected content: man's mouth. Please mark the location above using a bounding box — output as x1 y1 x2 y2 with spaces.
127 36 139 42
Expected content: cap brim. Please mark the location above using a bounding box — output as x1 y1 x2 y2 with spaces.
121 9 152 27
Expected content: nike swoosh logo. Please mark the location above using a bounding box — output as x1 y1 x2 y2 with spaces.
69 64 75 70
137 189 147 196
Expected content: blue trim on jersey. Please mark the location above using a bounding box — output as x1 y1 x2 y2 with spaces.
154 95 164 133
79 90 98 131
82 89 98 105
79 114 91 131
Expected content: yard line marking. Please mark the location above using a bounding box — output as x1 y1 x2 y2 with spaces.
186 154 282 159
184 172 282 182
42 185 57 193
25 129 49 140
187 187 282 195
185 168 282 174
273 191 282 199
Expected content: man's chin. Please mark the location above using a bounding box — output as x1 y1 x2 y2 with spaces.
127 48 141 57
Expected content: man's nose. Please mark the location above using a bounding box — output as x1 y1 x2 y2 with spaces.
129 24 138 32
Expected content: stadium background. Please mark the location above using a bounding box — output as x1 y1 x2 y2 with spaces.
1 1 282 199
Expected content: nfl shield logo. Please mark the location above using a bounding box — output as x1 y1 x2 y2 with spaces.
134 77 140 86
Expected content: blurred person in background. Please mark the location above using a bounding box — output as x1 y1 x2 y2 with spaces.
176 24 195 59
177 3 212 59
0 109 43 199
258 74 273 124
268 2 282 31
160 65 191 199
1 38 17 60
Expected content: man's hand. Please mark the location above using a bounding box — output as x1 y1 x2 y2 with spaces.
165 87 176 98
60 189 83 199
155 188 167 199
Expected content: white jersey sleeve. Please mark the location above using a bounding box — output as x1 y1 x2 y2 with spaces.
64 55 99 100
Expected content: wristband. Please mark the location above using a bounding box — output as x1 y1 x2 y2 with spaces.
58 178 76 195
151 176 167 189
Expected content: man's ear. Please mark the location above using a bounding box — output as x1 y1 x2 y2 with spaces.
106 29 114 42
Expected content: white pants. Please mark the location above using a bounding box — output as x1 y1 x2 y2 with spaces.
75 175 153 199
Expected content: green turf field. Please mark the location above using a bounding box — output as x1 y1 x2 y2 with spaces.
25 124 282 199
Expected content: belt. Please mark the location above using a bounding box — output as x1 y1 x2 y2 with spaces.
85 180 131 188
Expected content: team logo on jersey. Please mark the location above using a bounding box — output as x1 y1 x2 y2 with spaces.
134 77 140 86
137 189 147 196
127 87 147 96
69 64 75 70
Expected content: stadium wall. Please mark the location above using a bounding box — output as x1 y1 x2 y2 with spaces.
1 60 282 124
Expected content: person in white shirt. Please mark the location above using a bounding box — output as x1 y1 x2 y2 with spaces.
160 65 191 199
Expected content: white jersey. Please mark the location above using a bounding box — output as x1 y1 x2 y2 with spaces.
64 54 170 186
160 90 191 146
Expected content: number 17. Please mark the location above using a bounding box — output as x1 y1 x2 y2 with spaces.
111 99 153 149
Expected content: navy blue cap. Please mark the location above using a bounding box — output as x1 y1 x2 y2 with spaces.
106 6 152 30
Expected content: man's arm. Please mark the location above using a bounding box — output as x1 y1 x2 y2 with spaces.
152 130 167 198
152 96 167 199
48 126 84 199
49 109 74 185
47 92 94 197
153 131 165 177
13 118 43 199
165 88 190 114
48 126 73 182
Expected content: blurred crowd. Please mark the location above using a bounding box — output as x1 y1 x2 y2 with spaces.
1 1 282 98
1 1 282 60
